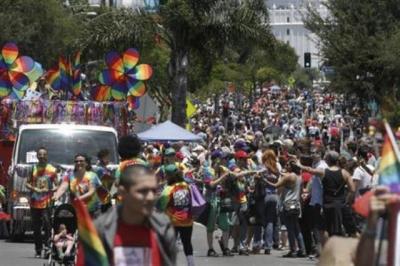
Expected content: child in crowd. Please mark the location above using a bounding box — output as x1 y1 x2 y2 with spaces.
53 224 74 259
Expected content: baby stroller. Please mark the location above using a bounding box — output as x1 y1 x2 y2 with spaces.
45 204 78 266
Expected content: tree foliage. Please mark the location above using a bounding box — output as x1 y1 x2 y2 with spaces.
291 67 320 89
82 0 274 126
0 0 82 68
197 41 298 99
305 0 400 103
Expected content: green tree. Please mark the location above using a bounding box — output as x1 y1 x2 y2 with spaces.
0 0 83 68
242 42 297 88
197 41 297 101
305 0 400 105
291 66 320 89
196 60 244 99
83 0 273 126
256 67 280 83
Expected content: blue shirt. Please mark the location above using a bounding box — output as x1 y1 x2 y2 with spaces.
310 160 328 206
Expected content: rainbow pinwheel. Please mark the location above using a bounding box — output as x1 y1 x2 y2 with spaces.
0 42 43 99
91 84 112 101
98 48 153 100
127 95 141 110
46 51 81 96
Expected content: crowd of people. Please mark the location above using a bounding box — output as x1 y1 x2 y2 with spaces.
25 85 390 265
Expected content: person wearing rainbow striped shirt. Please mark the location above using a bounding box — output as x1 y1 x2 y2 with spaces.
115 135 148 185
113 135 148 204
54 154 101 218
26 147 57 258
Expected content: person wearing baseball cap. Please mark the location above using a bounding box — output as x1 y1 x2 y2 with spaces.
201 151 233 257
157 148 190 190
155 148 177 190
164 148 176 157
230 148 260 255
158 164 195 266
234 150 248 160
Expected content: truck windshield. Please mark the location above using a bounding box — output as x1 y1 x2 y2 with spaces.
17 129 119 165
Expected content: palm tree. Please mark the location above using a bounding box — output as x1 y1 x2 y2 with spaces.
82 0 273 127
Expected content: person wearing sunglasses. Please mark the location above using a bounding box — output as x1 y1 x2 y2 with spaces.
53 153 101 218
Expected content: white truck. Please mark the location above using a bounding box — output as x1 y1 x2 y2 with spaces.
7 124 119 240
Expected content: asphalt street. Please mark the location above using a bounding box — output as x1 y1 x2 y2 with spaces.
0 224 317 266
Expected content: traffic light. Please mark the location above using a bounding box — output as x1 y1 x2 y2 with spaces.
304 52 311 68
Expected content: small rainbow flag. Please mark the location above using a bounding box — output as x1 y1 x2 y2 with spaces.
378 123 400 193
72 197 109 266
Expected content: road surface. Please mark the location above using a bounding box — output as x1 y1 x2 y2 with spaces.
0 224 317 266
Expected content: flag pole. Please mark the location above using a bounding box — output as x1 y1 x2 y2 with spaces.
384 120 400 162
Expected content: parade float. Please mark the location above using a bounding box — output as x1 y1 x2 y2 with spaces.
0 43 155 240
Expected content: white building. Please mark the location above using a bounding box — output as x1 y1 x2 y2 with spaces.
88 0 327 68
267 0 328 68
88 0 159 11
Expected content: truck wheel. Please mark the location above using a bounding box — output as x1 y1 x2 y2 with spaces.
9 220 24 242
9 231 24 242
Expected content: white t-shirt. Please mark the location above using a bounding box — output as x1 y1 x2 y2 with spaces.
256 150 263 164
352 165 373 196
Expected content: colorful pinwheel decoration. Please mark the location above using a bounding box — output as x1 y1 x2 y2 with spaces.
91 84 140 110
0 42 43 99
98 48 153 101
91 84 112 101
46 51 81 97
127 95 141 110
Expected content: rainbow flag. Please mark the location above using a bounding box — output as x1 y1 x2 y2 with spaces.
72 197 109 266
378 133 400 193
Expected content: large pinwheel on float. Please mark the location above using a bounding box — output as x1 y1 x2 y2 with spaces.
94 48 153 108
0 42 43 99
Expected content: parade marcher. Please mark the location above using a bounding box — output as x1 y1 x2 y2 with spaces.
298 151 356 236
202 151 231 257
306 146 328 255
115 135 147 184
230 150 251 255
157 147 190 188
26 147 57 258
353 145 374 198
264 160 306 258
253 149 281 254
246 156 266 254
95 149 115 212
53 153 101 218
157 148 176 189
95 163 177 266
216 153 236 256
158 164 195 266
229 150 262 255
